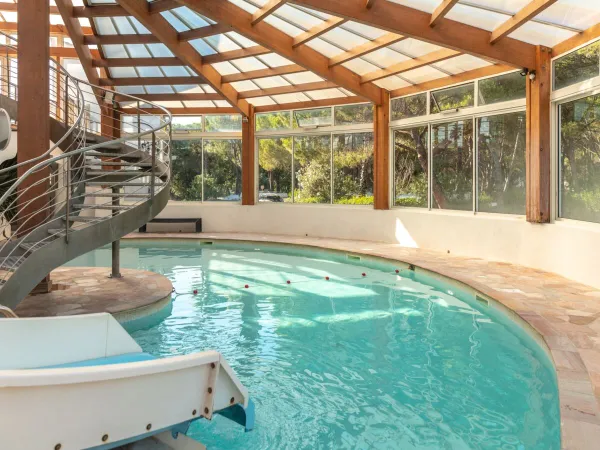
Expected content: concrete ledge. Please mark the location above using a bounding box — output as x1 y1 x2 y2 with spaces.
15 267 173 322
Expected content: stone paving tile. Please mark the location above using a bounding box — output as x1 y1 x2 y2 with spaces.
15 267 173 318
124 231 600 450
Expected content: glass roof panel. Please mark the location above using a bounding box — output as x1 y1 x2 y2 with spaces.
257 53 293 67
274 4 327 30
171 7 211 29
231 57 269 72
103 44 129 58
173 85 206 94
254 77 292 89
374 76 412 91
323 28 368 51
137 67 164 77
205 34 242 53
227 32 257 49
342 21 387 40
162 66 193 77
508 21 576 47
342 59 381 76
434 55 492 75
364 48 412 68
144 85 175 94
230 80 261 92
160 11 190 32
272 93 311 104
146 44 174 58
94 17 117 35
125 44 151 58
247 97 276 107
304 88 346 100
129 17 150 34
402 65 448 84
189 39 217 56
112 17 136 35
183 100 217 108
228 0 257 15
115 86 145 95
213 100 233 108
211 62 240 76
390 39 444 58
307 39 344 58
109 67 138 78
264 15 303 38
283 72 323 84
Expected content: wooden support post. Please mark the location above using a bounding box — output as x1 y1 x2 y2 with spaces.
242 106 256 206
374 92 390 210
17 0 50 230
526 46 551 223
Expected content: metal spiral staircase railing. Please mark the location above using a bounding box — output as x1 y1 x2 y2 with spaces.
0 33 172 310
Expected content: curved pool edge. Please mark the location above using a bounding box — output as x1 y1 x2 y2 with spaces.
124 232 600 450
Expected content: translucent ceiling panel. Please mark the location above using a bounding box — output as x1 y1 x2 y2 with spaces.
230 80 261 92
182 101 216 108
129 17 150 34
227 0 257 15
154 101 184 108
112 17 136 35
171 7 210 29
257 53 293 68
211 62 240 76
264 15 303 38
137 67 164 77
283 72 323 84
213 101 232 108
402 66 448 85
115 86 145 95
272 93 310 104
145 85 175 94
305 88 346 100
390 39 444 58
227 32 257 49
254 77 292 89
386 0 437 14
103 44 129 58
161 66 192 77
205 34 242 53
274 4 326 30
94 17 117 35
374 76 412 91
508 21 576 47
146 44 173 58
540 1 600 31
434 55 491 75
173 85 207 94
109 67 138 78
364 48 412 68
343 59 381 76
231 57 269 72
307 39 344 59
247 97 276 107
126 44 151 58
160 11 190 32
323 28 368 51
189 39 217 56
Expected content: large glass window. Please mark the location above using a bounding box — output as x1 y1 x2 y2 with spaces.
334 103 374 126
293 108 332 128
559 93 600 223
256 111 292 131
393 126 428 208
554 41 600 91
171 116 202 131
169 138 242 202
203 139 242 202
258 137 292 203
479 72 526 105
430 83 474 114
170 139 203 201
333 133 374 205
477 112 526 214
431 119 474 210
293 135 332 204
391 93 427 121
204 114 242 132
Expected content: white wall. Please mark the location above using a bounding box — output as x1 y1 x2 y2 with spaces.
158 202 600 289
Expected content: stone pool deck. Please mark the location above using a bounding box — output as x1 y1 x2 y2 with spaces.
15 267 173 322
126 231 600 449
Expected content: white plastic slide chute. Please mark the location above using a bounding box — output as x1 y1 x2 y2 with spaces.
0 313 255 450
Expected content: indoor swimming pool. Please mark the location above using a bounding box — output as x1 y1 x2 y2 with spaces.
66 240 560 450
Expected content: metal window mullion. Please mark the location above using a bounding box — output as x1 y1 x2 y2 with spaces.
330 133 334 204
291 136 295 204
202 138 205 202
428 123 432 210
473 116 478 214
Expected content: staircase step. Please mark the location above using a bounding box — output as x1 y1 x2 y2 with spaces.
0 256 23 271
19 241 47 253
47 228 66 236
86 161 153 167
86 193 150 198
74 204 130 211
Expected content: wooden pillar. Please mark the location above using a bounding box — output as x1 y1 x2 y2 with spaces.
17 0 50 230
526 46 551 223
241 105 256 206
374 92 390 210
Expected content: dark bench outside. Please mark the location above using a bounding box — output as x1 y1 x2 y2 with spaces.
139 218 202 233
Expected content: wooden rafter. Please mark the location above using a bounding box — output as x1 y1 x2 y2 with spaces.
238 81 338 99
148 0 179 14
390 64 515 98
221 64 306 83
553 23 600 57
175 0 384 105
55 0 100 86
179 24 232 41
0 2 60 14
292 17 347 49
0 21 93 36
365 0 376 9
115 0 250 116
203 46 270 64
430 0 459 28
252 0 287 26
329 33 405 67
73 5 127 17
288 0 536 68
100 76 205 86
115 92 223 102
0 46 100 59
490 0 559 44
361 48 460 84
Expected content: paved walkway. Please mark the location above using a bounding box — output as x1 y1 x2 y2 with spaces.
15 267 173 321
126 232 600 449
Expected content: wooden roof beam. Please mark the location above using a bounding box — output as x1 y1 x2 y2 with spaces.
361 48 461 84
430 0 459 28
292 17 347 48
72 1 177 17
148 0 179 14
252 0 287 26
329 33 405 67
0 22 93 36
365 0 376 9
390 64 515 98
553 23 600 57
175 0 384 105
115 0 250 116
287 0 536 68
55 0 100 86
490 0 559 44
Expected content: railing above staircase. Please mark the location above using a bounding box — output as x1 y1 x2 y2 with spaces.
0 32 173 309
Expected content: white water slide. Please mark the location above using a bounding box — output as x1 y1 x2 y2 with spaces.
0 314 254 449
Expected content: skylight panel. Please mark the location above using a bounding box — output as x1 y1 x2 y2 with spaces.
183 101 217 108
272 93 311 104
125 44 151 58
189 39 217 56
214 100 233 108
386 0 437 15
538 1 600 31
49 14 64 25
307 39 344 59
341 59 380 76
374 76 411 91
144 85 175 94
305 88 346 100
264 15 303 38
154 101 184 108
247 97 276 107
110 67 138 78
283 72 323 85
508 21 576 47
391 39 443 58
231 57 268 72
342 21 387 40
173 85 206 94
103 44 129 58
146 44 173 58
445 4 505 32
137 67 164 77
230 80 261 92
211 62 240 76
113 17 136 35
203 85 218 94
162 66 193 77
227 0 258 15
257 53 293 68
205 35 242 53
94 17 117 35
129 17 150 34
161 11 190 32
171 7 210 29
1 12 15 22
364 48 411 68
253 77 291 89
324 28 369 51
115 86 145 95
434 54 491 75
275 4 324 30
227 32 257 49
401 65 448 85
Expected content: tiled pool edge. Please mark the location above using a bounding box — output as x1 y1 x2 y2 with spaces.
125 232 600 450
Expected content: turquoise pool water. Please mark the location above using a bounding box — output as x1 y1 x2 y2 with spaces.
67 241 560 449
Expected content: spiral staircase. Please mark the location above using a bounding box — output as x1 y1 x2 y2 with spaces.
0 33 173 311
